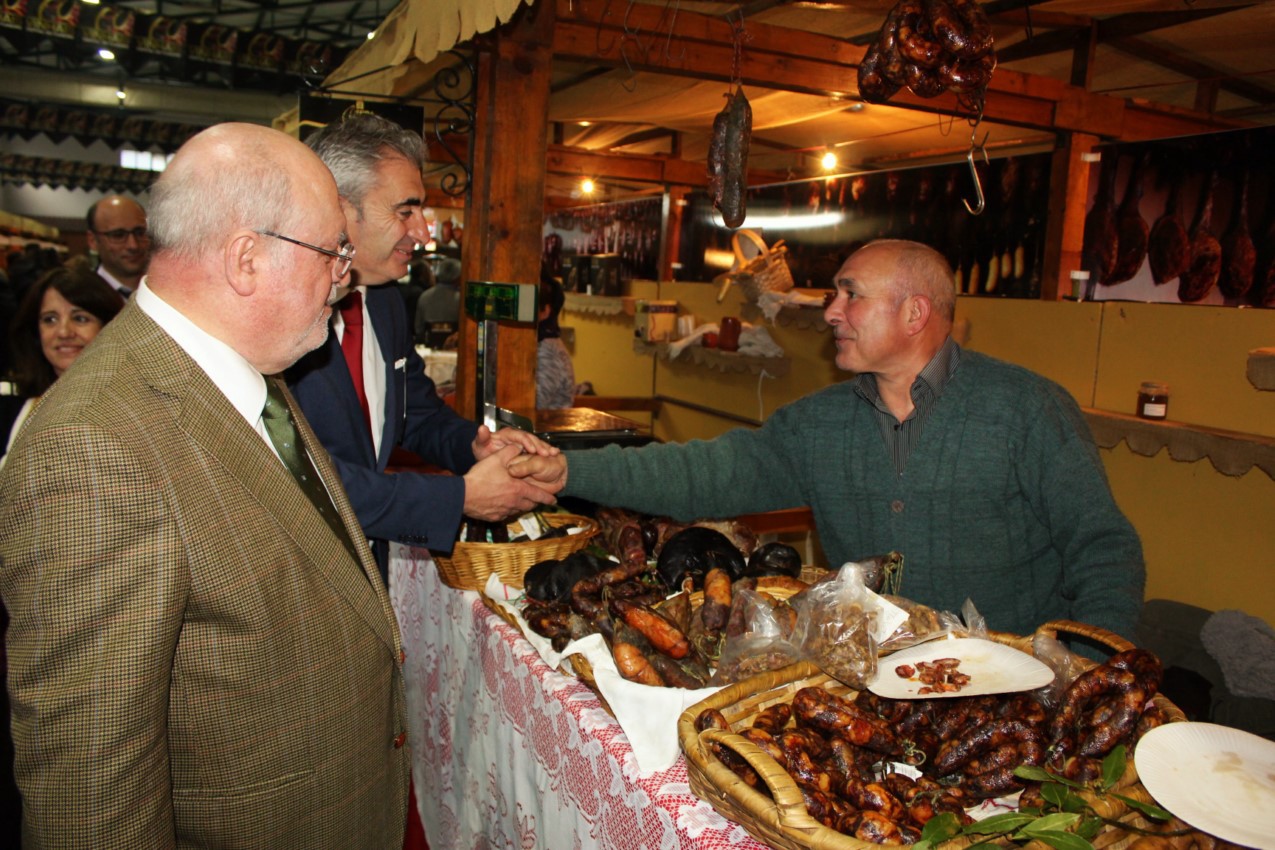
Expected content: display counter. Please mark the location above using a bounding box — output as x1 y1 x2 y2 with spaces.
388 542 766 850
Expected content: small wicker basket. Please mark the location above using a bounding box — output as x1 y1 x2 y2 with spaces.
677 620 1189 850
432 513 599 590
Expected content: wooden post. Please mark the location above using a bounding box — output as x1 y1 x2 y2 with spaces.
1041 132 1098 300
455 0 555 422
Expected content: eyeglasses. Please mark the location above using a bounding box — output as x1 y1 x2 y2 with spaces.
94 226 149 244
257 230 355 279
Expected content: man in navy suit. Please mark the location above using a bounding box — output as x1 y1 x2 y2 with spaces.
287 113 562 580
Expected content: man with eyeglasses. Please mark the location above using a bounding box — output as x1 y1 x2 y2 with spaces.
2 123 411 848
85 194 151 298
288 113 564 848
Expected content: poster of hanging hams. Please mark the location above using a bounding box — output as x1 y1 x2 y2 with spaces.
1081 125 1274 308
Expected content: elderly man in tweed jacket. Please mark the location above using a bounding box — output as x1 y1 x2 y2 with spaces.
0 123 409 848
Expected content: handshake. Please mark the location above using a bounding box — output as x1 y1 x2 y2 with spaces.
461 425 569 521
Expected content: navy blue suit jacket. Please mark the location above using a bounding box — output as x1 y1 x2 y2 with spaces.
287 285 479 579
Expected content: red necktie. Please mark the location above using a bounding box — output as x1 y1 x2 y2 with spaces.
339 292 374 439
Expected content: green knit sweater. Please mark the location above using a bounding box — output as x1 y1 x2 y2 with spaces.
564 350 1145 640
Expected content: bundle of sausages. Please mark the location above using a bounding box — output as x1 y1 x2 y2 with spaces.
858 0 996 105
695 647 1168 843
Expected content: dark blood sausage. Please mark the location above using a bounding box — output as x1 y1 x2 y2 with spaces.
707 88 752 229
896 0 943 68
858 39 903 104
928 0 993 61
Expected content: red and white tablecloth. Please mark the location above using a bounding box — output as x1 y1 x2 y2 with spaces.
388 543 770 850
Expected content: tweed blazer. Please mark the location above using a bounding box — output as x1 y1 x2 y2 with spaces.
0 301 408 849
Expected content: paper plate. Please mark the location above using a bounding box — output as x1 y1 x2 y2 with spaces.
1135 722 1275 849
867 636 1054 699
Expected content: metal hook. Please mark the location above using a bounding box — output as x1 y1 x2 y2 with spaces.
963 131 989 215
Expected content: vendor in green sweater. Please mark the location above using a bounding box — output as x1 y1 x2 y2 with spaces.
517 239 1145 643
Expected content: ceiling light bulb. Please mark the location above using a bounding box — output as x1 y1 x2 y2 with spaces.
366 31 375 40
116 87 126 101
821 151 837 171
578 121 591 127
98 48 115 61
581 178 595 195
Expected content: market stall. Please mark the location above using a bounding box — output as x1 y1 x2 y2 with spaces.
388 542 769 850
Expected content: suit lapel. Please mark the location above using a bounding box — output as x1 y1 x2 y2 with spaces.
131 311 397 652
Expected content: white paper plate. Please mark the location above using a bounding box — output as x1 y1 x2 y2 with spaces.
1135 722 1275 849
867 636 1054 699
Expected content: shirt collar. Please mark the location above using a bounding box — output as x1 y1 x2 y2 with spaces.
851 337 962 414
134 279 267 427
96 264 132 295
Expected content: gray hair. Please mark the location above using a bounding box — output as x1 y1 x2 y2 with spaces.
864 239 957 322
306 112 426 213
149 129 294 262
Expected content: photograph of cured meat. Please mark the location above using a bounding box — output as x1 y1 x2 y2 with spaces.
1081 124 1275 307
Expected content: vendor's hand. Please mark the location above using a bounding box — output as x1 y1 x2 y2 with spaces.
462 443 558 521
471 424 559 461
508 452 568 491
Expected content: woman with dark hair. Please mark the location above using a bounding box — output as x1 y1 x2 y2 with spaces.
4 261 124 460
536 268 576 410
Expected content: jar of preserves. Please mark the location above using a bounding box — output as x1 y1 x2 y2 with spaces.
1137 382 1170 420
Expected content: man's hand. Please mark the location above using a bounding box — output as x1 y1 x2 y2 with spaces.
507 452 568 491
462 443 560 521
471 425 560 461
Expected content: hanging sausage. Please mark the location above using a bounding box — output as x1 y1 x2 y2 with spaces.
857 0 997 106
708 87 752 229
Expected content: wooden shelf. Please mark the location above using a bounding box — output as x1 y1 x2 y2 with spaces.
1083 408 1275 482
1248 348 1275 391
633 339 790 377
743 297 829 331
563 292 634 316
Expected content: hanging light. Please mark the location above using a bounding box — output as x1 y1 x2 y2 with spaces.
580 178 596 195
821 150 838 172
98 48 115 61
116 85 126 103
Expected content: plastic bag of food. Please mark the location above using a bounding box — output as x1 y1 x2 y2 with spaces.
708 588 801 685
789 561 881 688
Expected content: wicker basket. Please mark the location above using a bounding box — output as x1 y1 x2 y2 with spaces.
717 229 795 303
432 513 599 590
677 620 1190 850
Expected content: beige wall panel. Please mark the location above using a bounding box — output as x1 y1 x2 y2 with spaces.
1093 302 1275 437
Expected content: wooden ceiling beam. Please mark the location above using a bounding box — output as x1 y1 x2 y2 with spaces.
551 0 1247 143
1071 23 1098 90
1108 36 1275 105
996 4 1251 63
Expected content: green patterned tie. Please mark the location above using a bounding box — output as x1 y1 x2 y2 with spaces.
261 381 363 565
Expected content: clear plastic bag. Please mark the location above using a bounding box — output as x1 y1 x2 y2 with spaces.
708 588 802 685
789 562 879 688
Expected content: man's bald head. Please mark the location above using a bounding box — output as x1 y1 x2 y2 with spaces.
86 194 150 288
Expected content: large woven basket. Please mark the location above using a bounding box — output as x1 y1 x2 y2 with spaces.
432 513 599 590
677 620 1189 850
